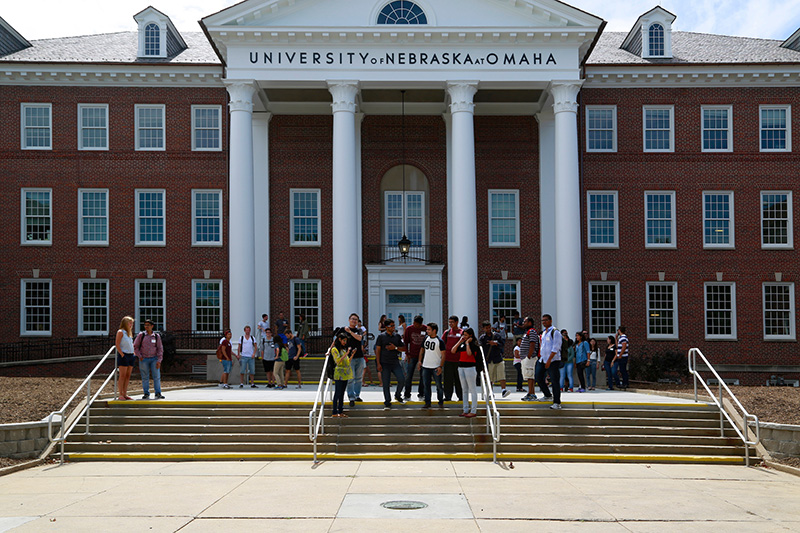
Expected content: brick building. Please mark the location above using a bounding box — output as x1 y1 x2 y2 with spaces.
1 1 798 380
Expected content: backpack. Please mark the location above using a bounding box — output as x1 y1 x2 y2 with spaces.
216 342 227 360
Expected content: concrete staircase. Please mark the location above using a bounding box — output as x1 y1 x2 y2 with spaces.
62 401 746 463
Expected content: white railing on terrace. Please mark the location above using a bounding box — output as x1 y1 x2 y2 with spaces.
479 346 501 463
308 354 332 463
688 348 760 466
47 345 117 465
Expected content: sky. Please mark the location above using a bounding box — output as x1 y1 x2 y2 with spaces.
3 0 799 42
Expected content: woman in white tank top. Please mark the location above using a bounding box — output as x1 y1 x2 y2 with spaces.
115 316 136 400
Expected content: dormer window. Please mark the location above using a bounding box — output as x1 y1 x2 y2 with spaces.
144 23 161 56
621 6 675 60
134 7 187 59
648 23 665 56
377 1 428 25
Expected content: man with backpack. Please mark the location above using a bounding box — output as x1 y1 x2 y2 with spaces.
284 330 305 388
133 318 165 400
237 325 258 388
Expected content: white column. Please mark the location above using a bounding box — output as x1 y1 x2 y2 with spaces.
443 111 453 322
355 112 365 320
536 109 557 317
226 81 258 340
446 81 479 325
253 112 271 321
550 80 584 334
328 80 361 327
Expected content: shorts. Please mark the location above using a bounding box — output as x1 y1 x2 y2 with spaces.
488 362 506 383
262 359 275 372
221 359 232 373
285 358 301 371
117 353 136 367
240 357 255 375
521 357 537 380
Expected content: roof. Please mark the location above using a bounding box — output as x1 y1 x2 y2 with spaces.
589 31 800 65
0 31 220 64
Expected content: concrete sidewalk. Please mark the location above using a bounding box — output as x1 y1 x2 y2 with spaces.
1 460 798 532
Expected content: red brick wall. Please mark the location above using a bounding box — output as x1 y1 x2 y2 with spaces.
580 86 800 367
0 85 229 341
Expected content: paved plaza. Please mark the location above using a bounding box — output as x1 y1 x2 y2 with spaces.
1 460 799 532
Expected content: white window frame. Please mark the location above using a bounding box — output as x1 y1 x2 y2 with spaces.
20 103 52 150
191 105 222 152
20 278 52 336
78 188 109 246
135 189 166 246
192 279 223 333
704 282 737 340
78 279 109 336
702 191 735 249
290 279 322 335
646 282 679 340
642 105 675 153
588 281 620 338
763 282 796 341
135 279 166 331
585 105 617 153
77 103 109 151
701 105 733 153
644 191 677 249
759 105 792 153
21 188 52 246
488 189 520 247
760 191 793 249
489 280 521 324
290 188 321 247
134 104 165 151
383 190 427 247
192 189 222 246
587 190 619 249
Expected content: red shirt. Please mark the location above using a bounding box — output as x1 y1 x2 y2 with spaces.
443 327 463 363
403 323 426 359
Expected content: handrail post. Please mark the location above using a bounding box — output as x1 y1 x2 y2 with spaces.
113 347 118 399
692 350 697 402
85 380 91 435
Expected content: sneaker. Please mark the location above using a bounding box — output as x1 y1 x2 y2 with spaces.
423 403 432 409
251 384 258 388
395 397 405 404
568 388 574 393
384 404 391 410
155 394 165 400
550 403 562 410
501 389 510 398
218 383 223 388
516 387 525 392
535 396 551 402
141 394 150 400
239 384 243 389
521 395 535 402
465 412 477 418
578 388 586 393
223 384 231 389
459 412 468 417
403 395 411 400
296 385 302 389
417 393 424 400
355 398 364 402
349 400 356 407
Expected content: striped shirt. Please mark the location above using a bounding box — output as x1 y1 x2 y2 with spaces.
519 327 540 360
616 334 629 358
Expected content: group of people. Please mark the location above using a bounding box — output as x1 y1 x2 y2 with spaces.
114 316 165 401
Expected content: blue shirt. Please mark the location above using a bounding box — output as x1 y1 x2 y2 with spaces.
574 340 590 364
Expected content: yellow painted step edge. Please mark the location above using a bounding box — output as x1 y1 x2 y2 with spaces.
106 400 704 407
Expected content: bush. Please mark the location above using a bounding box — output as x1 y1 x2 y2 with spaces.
628 348 689 383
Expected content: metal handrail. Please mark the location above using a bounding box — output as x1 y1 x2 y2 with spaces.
479 346 501 463
47 344 117 465
688 348 760 466
308 353 332 463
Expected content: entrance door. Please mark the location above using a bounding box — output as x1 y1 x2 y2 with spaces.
385 291 425 326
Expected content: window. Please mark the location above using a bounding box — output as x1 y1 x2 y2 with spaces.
643 106 674 152
21 188 52 245
291 280 320 334
136 190 165 245
21 279 52 336
78 104 108 150
648 23 665 56
586 106 617 152
761 191 793 248
377 1 428 24
702 191 734 248
193 280 222 333
587 191 618 248
490 281 520 325
136 280 165 331
701 106 732 152
135 104 165 150
645 191 676 248
589 282 620 337
192 105 222 151
144 23 160 56
385 191 425 248
704 283 736 340
78 279 109 335
78 189 109 246
488 190 519 247
21 103 52 150
646 282 678 339
290 189 321 246
763 283 796 340
760 106 791 152
192 190 222 246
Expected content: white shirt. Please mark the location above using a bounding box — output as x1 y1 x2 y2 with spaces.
239 335 256 358
539 326 562 362
513 345 521 364
421 335 445 369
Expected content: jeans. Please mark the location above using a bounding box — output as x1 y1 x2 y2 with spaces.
240 357 255 378
458 366 478 414
513 362 523 389
332 379 347 415
443 360 463 401
586 360 597 388
603 360 614 389
381 363 406 406
404 357 423 397
139 357 161 395
421 367 444 406
576 361 587 390
559 361 575 390
347 357 366 400
536 359 561 405
616 357 629 388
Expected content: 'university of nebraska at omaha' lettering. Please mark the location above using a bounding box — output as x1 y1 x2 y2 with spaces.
249 50 558 67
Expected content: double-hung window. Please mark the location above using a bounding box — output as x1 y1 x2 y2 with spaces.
79 189 109 245
290 189 321 246
586 106 617 152
291 280 320 334
761 191 793 249
489 281 520 325
646 282 678 340
192 105 222 151
136 189 165 245
136 279 166 330
587 191 618 248
488 190 519 247
704 282 736 340
192 190 222 246
588 282 620 337
135 104 165 150
645 191 676 248
763 283 796 340
643 106 674 152
385 191 426 253
21 188 52 246
701 106 732 152
21 103 52 150
78 104 109 150
702 191 734 248
760 106 791 152
21 279 52 336
78 279 109 335
193 280 223 333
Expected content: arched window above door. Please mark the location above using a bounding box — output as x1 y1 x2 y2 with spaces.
377 1 428 25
